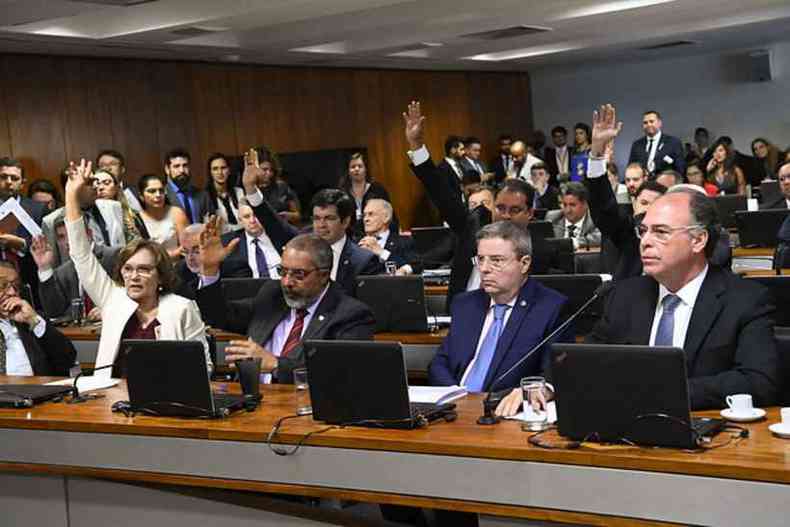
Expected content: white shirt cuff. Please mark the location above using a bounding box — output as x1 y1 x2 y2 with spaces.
587 158 607 179
199 273 221 288
32 316 46 338
38 268 54 282
407 145 430 166
246 188 264 207
379 249 391 262
401 264 414 275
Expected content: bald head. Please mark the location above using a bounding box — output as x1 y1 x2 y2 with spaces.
510 141 526 163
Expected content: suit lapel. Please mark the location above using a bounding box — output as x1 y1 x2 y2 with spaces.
302 285 341 340
683 269 725 371
254 291 289 345
482 281 535 389
14 323 41 375
336 239 353 283
632 279 659 344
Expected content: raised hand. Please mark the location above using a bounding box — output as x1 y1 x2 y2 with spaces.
591 104 623 157
30 235 55 271
402 100 426 150
199 215 239 276
242 148 264 194
65 159 93 197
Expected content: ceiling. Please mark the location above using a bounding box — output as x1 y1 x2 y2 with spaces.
1 0 790 71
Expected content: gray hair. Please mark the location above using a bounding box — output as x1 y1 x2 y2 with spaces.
664 187 720 257
364 198 393 223
285 233 333 270
476 221 532 257
183 223 205 238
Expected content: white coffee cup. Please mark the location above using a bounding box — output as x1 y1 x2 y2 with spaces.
726 394 754 415
780 407 790 426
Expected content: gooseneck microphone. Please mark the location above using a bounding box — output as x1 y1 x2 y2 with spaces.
68 364 115 404
477 280 615 425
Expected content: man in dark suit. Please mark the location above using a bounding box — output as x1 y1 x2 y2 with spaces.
489 134 513 186
437 135 467 205
460 136 492 184
530 163 560 211
404 101 551 311
761 162 790 210
543 126 570 186
240 164 381 295
546 182 601 249
429 221 570 393
196 231 375 384
357 198 421 274
0 260 76 376
164 148 211 224
628 110 686 177
219 202 281 279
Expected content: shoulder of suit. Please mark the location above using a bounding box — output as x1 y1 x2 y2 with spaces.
159 292 197 310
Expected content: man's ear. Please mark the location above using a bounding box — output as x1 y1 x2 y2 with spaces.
520 255 532 275
690 229 709 255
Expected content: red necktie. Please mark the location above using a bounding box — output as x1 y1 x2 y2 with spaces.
281 308 308 357
82 290 94 315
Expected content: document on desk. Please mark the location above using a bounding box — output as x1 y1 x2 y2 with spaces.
504 401 558 424
408 385 467 405
47 377 119 392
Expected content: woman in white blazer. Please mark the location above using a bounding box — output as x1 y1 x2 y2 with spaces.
64 159 210 377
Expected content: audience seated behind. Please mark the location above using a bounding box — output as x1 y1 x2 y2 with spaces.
254 147 302 226
545 182 601 250
530 163 560 211
196 227 375 384
357 198 421 275
0 259 76 376
64 159 210 377
95 149 142 212
204 153 245 234
163 148 212 225
341 151 394 239
219 201 281 279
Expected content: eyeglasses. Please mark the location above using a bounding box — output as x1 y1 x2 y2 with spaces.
120 265 156 278
635 224 704 244
275 265 326 281
472 255 519 271
0 280 20 294
495 204 528 217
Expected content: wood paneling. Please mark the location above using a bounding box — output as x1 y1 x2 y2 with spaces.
0 54 533 227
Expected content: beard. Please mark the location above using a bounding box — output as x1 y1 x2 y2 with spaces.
281 285 320 310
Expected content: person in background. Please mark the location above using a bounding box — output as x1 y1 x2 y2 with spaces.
253 147 301 226
490 134 513 186
508 140 542 182
27 179 61 212
546 182 601 250
93 169 145 243
137 174 189 259
96 149 142 212
607 162 630 204
706 141 746 195
685 161 719 197
339 151 393 238
205 153 244 234
751 138 781 181
358 198 419 275
530 163 560 211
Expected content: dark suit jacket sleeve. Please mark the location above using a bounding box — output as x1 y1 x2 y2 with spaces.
668 137 686 175
688 287 779 409
628 140 640 165
37 323 77 376
410 159 469 235
359 250 384 276
195 280 255 335
586 175 633 247
252 197 298 251
428 296 465 386
38 274 70 320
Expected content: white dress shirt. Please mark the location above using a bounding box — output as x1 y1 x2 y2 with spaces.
261 284 330 384
0 317 47 376
459 298 516 387
555 145 569 174
245 231 281 278
649 265 708 347
374 229 391 262
330 236 346 281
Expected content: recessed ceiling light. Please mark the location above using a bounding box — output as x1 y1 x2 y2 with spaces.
464 43 580 62
551 0 678 20
290 41 349 54
420 42 444 47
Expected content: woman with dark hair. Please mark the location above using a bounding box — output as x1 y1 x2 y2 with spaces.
339 152 394 237
707 142 746 195
250 147 301 225
64 159 210 377
751 137 781 181
27 179 62 212
205 153 244 233
137 174 189 258
572 123 592 154
685 160 719 197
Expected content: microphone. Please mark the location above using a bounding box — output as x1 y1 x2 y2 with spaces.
68 364 115 404
477 280 615 425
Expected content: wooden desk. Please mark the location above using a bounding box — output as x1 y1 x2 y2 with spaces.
0 377 788 526
733 247 774 257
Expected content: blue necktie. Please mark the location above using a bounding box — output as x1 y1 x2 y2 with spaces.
655 294 682 346
465 304 509 392
177 189 195 223
253 239 269 278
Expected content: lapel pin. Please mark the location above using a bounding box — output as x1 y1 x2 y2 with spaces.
318 315 325 322
520 300 527 307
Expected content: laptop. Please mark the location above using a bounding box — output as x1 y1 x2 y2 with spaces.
356 275 436 332
551 344 725 449
303 340 456 429
713 195 747 229
0 384 74 408
735 209 790 247
220 278 272 301
758 180 780 206
411 226 452 257
122 340 246 418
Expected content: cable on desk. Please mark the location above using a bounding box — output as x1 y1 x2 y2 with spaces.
267 414 336 456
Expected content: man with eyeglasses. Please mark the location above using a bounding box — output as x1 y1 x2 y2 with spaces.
196 230 375 384
760 162 790 210
0 260 76 376
404 101 551 311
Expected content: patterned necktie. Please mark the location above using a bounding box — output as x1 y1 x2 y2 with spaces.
655 294 682 346
0 327 6 375
281 309 308 357
253 239 269 278
566 224 577 239
465 304 509 392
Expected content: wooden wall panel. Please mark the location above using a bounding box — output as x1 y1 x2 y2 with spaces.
0 54 532 228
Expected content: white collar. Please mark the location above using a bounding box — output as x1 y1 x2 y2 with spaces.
657 264 708 307
647 130 663 143
245 231 271 245
487 295 518 310
331 235 347 254
564 214 586 230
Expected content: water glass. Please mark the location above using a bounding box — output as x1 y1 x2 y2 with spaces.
520 376 549 432
70 298 85 326
293 367 312 415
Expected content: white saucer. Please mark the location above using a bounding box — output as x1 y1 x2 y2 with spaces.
720 408 766 422
768 423 790 439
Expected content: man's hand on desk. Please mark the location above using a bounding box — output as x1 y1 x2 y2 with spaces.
494 386 552 417
225 338 278 372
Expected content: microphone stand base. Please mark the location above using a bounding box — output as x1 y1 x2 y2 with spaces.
477 415 501 426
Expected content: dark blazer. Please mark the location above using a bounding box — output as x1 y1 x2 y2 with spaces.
411 156 552 310
252 197 382 296
543 147 569 186
165 179 212 224
628 134 686 176
219 229 278 279
6 320 77 376
490 154 510 185
38 245 120 319
535 185 560 211
196 279 375 383
760 196 789 210
381 229 421 273
436 159 465 205
429 278 571 392
546 209 602 248
587 267 779 409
